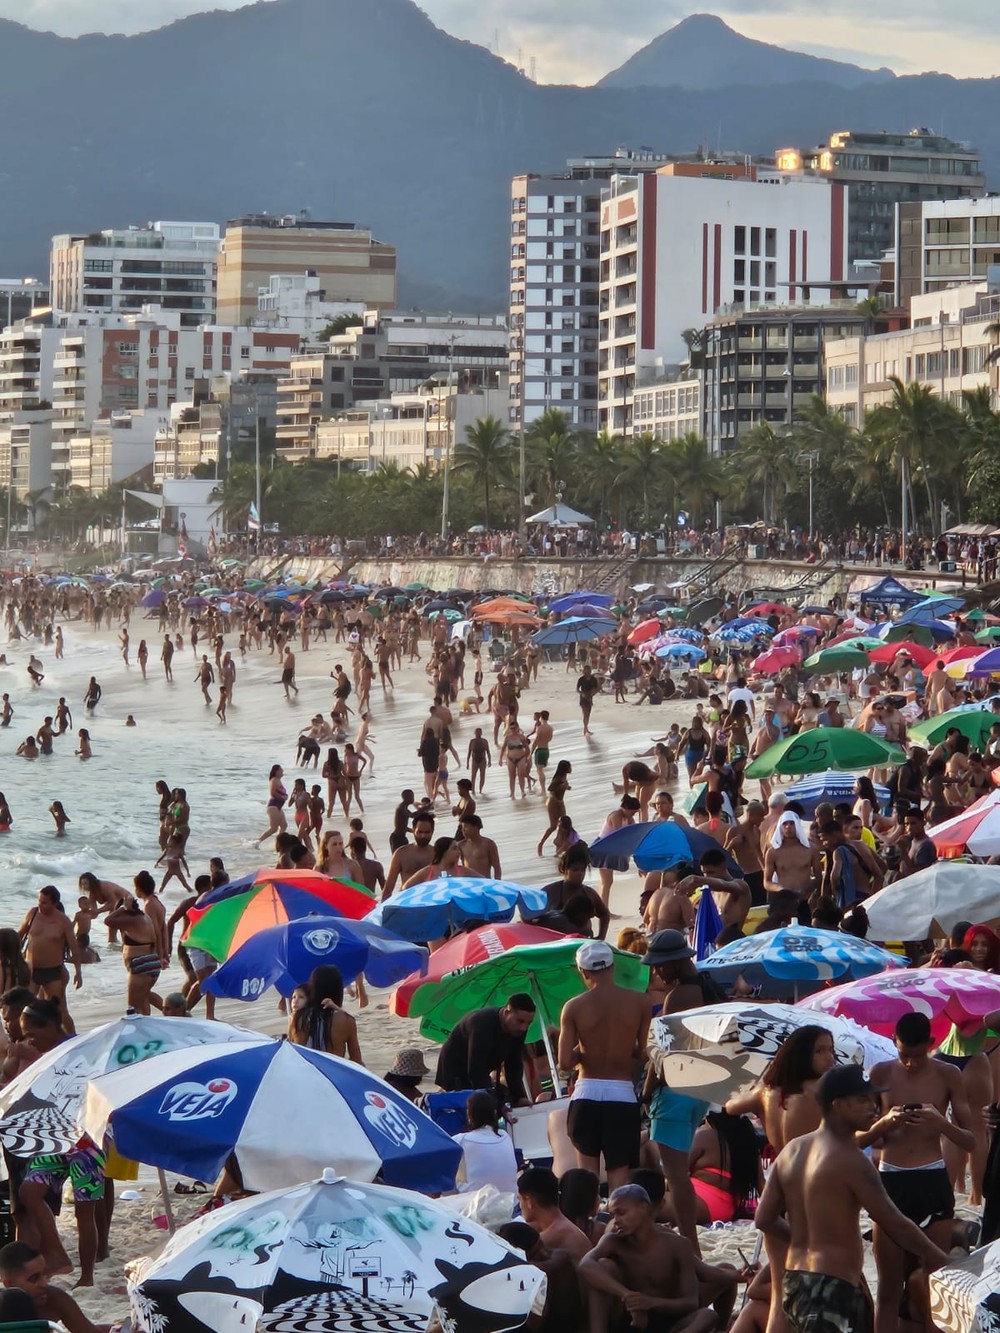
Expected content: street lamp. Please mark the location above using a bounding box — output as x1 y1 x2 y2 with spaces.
796 450 819 538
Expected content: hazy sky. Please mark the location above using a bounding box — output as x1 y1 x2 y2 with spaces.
4 0 997 85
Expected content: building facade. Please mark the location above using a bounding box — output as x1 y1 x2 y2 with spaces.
775 129 984 265
895 196 1000 309
631 373 703 442
0 279 49 330
50 222 220 328
217 216 396 326
703 305 871 453
598 166 848 434
0 410 54 502
256 273 364 337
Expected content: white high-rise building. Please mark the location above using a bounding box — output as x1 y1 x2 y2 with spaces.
50 222 220 328
598 164 849 433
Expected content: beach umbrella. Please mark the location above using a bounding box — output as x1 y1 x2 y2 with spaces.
900 594 966 618
783 770 890 818
825 632 883 650
876 620 942 646
83 1042 462 1195
0 1014 264 1158
471 597 533 617
218 557 244 567
772 626 821 646
863 859 1000 939
182 595 209 608
655 642 707 661
685 595 725 623
193 867 374 914
746 602 796 617
929 1238 1000 1333
391 922 565 1018
698 927 903 996
628 618 663 645
139 589 166 608
927 792 1000 858
185 874 375 961
552 601 613 620
959 647 1000 677
693 887 723 961
408 938 647 1053
939 646 987 663
975 626 1000 643
744 727 904 778
910 705 998 750
367 878 547 944
125 1170 544 1333
587 820 742 876
440 586 474 600
802 641 873 673
548 591 614 613
531 616 616 646
403 581 432 592
204 916 428 1000
647 1002 897 1105
799 967 1000 1044
868 640 937 668
750 646 800 673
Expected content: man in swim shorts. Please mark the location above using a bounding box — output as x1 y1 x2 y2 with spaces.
21 1136 106 1286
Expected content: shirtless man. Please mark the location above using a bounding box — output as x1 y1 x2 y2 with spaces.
865 1013 975 1333
530 710 554 788
382 812 436 898
756 1063 948 1333
458 815 502 878
763 814 820 905
558 940 651 1191
0 1241 112 1333
924 660 951 716
195 654 214 704
17 886 82 1034
770 684 796 736
280 645 299 699
818 819 884 909
35 717 54 756
580 1184 721 1333
161 634 174 681
693 848 751 939
724 800 766 905
643 869 697 936
465 727 492 793
55 698 71 735
517 1166 595 1264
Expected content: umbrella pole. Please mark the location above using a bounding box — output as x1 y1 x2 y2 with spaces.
157 1169 176 1234
528 975 563 1096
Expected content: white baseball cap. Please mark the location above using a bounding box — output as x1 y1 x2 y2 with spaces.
576 940 615 972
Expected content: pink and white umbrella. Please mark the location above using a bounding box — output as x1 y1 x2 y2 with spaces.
750 646 801 673
772 626 820 647
928 790 1000 857
799 966 1000 1044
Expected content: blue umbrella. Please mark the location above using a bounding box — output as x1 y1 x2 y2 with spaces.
656 642 706 661
696 926 904 995
670 627 706 643
693 888 723 961
876 616 954 641
549 591 614 614
204 915 428 999
901 596 965 618
532 616 616 646
139 589 166 608
368 877 548 943
588 820 742 876
83 1039 461 1193
783 770 891 818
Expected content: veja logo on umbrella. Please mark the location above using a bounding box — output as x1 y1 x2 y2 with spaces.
302 927 338 954
362 1091 417 1148
158 1078 238 1121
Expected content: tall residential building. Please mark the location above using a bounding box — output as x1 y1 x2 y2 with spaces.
598 165 848 434
0 410 54 502
702 305 871 454
217 215 396 326
895 197 1000 309
775 129 984 265
0 279 49 330
509 149 685 433
276 310 507 455
50 222 220 327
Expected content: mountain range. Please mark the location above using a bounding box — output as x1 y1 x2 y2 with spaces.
0 1 996 309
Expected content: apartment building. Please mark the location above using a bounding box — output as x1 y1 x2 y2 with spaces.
305 383 509 472
775 129 984 264
631 373 703 442
153 398 224 484
217 215 396 325
703 304 871 453
276 310 507 455
50 222 220 328
256 273 363 337
896 196 1000 309
0 410 54 502
67 411 160 493
825 282 1000 426
598 165 847 433
0 279 49 330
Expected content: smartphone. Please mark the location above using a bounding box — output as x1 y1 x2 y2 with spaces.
902 1102 922 1111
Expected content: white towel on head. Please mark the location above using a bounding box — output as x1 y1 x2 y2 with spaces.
770 810 811 849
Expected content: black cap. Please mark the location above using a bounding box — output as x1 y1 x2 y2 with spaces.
641 929 695 966
816 1064 884 1110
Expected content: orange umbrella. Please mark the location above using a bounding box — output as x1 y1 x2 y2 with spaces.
628 618 663 645
471 597 537 617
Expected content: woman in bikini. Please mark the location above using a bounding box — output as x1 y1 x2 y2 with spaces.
288 965 363 1063
537 761 572 857
499 722 530 799
257 764 288 843
322 748 350 819
105 872 167 1014
660 1109 762 1227
342 743 367 815
317 829 363 884
724 1025 836 1152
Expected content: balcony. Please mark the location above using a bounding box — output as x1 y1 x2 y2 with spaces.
738 337 762 351
795 336 820 351
792 362 819 377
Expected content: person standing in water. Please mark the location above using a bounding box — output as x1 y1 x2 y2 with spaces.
83 678 101 713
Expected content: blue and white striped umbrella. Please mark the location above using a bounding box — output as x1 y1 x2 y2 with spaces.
83 1039 461 1194
368 877 548 942
656 642 707 661
783 770 891 818
697 926 903 993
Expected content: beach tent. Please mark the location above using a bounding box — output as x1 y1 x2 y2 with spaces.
526 502 595 526
854 575 923 607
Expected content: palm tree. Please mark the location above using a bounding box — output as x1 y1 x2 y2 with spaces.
525 408 578 503
453 415 510 531
578 429 626 529
869 377 955 529
732 423 797 525
621 432 663 526
672 433 727 526
23 487 51 534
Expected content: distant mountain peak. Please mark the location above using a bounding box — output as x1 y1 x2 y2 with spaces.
596 12 895 91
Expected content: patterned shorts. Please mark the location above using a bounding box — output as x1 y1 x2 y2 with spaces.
24 1141 106 1202
783 1271 866 1333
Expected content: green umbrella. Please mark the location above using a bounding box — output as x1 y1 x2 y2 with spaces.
218 557 244 568
404 581 432 592
199 587 225 596
909 705 998 749
745 727 905 778
975 626 1000 642
802 641 874 673
245 578 266 589
965 608 987 623
409 939 648 1080
880 622 934 647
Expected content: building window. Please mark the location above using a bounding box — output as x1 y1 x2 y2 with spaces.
765 228 777 258
734 226 746 254
750 227 761 255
